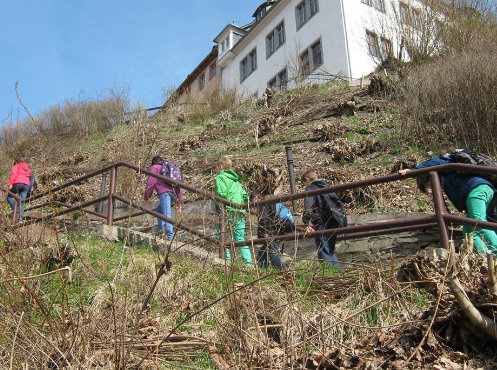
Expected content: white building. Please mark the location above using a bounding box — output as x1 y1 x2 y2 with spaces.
214 0 417 98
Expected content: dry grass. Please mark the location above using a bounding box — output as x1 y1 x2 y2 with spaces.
397 40 497 155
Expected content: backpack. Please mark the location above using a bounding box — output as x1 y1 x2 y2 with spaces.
159 161 183 183
320 193 347 228
450 149 497 184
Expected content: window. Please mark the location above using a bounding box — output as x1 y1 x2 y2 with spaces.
399 2 409 23
300 39 322 78
380 37 392 58
366 30 381 59
311 40 322 67
221 36 230 53
256 7 267 21
411 8 421 29
300 50 310 78
362 0 385 12
295 0 319 29
240 48 257 82
199 73 205 90
268 68 288 92
266 21 286 58
399 2 422 29
209 62 216 79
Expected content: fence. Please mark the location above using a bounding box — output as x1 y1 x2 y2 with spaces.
5 162 497 258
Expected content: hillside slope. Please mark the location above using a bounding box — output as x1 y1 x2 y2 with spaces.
6 79 441 217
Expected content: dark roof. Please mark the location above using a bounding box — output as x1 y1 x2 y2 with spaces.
252 1 277 18
175 46 218 96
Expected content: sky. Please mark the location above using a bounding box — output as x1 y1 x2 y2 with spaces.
0 1 260 124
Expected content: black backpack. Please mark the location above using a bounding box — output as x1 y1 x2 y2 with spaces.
320 193 347 228
450 149 497 184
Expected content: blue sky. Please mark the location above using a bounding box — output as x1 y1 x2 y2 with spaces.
0 1 260 124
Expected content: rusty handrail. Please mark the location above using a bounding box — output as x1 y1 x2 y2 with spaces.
7 161 497 256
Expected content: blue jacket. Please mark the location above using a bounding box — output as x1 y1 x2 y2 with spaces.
257 202 295 238
416 155 493 211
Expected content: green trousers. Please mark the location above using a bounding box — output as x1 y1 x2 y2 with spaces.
222 212 253 265
462 184 497 256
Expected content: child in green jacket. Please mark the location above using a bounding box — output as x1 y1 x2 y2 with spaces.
214 156 253 266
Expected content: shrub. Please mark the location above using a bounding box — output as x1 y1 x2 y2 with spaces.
397 39 497 154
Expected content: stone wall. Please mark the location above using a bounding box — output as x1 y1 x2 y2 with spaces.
280 213 459 263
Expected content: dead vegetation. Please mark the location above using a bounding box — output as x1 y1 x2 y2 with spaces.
2 43 497 367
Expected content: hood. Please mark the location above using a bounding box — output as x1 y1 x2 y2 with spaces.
17 162 30 172
309 179 329 189
220 169 240 182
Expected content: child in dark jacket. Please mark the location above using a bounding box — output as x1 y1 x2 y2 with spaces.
251 191 295 268
400 151 497 256
301 169 343 264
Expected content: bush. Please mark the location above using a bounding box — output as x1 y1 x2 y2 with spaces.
397 40 497 154
179 87 238 124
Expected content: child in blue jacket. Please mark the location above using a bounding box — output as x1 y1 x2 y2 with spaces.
400 152 497 256
251 191 295 268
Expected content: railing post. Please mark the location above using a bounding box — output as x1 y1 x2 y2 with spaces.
285 146 298 213
429 171 450 250
106 166 116 226
219 204 226 259
97 172 107 214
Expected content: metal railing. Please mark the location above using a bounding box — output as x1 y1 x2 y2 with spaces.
5 162 497 258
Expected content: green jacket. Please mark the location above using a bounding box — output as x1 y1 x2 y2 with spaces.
214 170 247 212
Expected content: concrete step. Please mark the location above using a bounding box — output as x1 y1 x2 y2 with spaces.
96 224 225 266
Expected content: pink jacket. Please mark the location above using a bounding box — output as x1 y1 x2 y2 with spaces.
8 162 31 187
144 164 184 202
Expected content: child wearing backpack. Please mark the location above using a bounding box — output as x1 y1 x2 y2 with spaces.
301 169 345 265
400 151 497 256
214 156 253 266
251 190 295 269
144 155 183 239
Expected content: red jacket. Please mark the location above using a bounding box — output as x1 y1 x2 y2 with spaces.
8 162 31 187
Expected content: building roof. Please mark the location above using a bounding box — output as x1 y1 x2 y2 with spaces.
252 0 277 18
175 46 218 97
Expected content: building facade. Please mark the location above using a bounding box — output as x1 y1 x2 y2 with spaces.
176 0 425 102
174 46 219 105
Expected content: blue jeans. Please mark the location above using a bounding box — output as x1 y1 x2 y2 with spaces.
7 183 30 221
257 242 282 268
315 224 339 265
155 192 174 238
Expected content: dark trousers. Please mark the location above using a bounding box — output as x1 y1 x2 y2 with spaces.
314 224 338 264
7 183 30 221
256 242 282 268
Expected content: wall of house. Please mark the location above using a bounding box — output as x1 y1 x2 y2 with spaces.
176 60 220 105
219 0 415 98
221 0 350 98
342 1 399 80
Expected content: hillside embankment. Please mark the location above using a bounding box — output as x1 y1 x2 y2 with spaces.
0 73 496 369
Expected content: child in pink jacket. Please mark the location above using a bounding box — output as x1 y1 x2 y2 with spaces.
7 159 32 221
